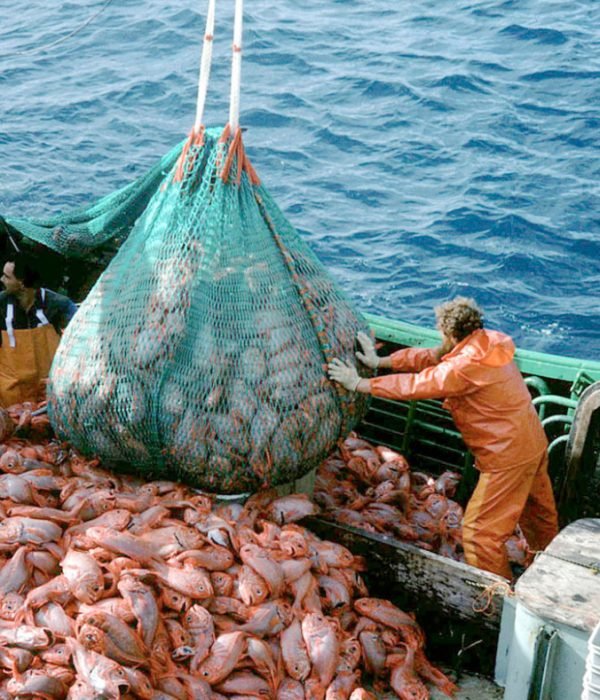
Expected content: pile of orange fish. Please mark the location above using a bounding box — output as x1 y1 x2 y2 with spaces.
0 404 457 699
315 434 529 566
1 396 52 444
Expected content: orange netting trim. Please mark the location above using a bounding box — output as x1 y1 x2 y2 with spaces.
219 124 260 186
173 126 206 183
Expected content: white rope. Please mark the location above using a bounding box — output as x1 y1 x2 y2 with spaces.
228 0 243 131
193 0 216 133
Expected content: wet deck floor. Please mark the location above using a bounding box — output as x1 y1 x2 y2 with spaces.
431 672 503 699
376 671 503 699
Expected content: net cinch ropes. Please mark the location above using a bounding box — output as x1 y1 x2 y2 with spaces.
48 0 374 492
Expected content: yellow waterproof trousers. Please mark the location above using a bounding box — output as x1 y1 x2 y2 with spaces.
0 325 60 407
462 451 559 579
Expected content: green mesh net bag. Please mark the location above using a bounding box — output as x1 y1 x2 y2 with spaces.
47 0 374 493
49 126 373 492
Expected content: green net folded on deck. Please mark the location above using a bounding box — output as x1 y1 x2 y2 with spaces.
49 127 372 493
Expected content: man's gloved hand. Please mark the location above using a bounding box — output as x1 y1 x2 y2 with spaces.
328 358 361 391
355 331 379 369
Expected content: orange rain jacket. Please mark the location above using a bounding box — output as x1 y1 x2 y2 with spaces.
368 329 548 472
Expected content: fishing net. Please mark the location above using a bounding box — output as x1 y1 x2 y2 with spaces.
48 126 373 493
0 144 183 299
3 142 182 258
12 0 375 493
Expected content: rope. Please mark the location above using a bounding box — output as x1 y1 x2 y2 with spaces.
10 0 114 57
228 0 243 131
218 124 259 185
471 553 600 621
193 0 216 133
471 581 514 616
461 552 600 625
173 0 216 183
172 128 206 184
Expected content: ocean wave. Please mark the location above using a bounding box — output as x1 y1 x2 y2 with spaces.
500 24 568 45
429 74 490 93
0 0 597 357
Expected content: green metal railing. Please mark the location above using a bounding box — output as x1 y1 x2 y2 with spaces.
364 313 600 384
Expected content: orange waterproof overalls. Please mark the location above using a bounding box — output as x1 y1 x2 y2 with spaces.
368 329 559 579
0 289 61 407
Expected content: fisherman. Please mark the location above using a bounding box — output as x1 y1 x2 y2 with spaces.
328 296 559 579
0 251 77 407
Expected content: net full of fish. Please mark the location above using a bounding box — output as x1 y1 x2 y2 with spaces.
315 433 530 567
48 128 373 494
0 400 457 699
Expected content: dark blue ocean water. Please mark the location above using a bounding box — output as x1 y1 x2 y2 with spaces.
0 0 598 358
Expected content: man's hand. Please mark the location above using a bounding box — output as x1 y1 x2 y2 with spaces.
355 331 379 369
328 358 361 391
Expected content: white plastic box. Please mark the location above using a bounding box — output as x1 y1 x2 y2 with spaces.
495 519 600 700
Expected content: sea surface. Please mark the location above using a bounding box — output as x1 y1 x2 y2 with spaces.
0 0 598 358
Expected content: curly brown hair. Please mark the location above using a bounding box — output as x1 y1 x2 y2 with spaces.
435 297 484 341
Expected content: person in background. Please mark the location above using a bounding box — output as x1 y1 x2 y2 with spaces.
328 296 559 579
0 251 77 407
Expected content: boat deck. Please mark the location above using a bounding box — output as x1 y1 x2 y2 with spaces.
430 674 503 699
